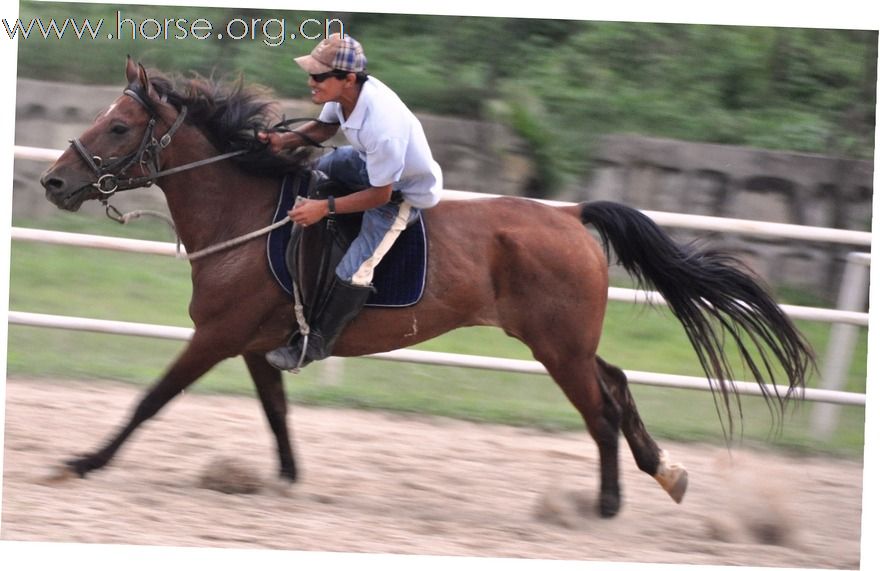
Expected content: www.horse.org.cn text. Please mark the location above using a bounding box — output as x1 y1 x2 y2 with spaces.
2 12 345 47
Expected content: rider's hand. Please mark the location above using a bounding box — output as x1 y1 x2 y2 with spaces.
288 198 330 227
257 131 289 154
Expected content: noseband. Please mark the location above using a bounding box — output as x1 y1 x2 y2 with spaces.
69 87 247 198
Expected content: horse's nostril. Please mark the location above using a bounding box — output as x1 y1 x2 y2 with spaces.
41 174 65 191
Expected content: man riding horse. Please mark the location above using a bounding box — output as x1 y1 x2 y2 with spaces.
259 33 443 371
40 54 812 518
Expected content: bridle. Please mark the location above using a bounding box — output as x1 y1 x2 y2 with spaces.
63 83 326 267
69 86 247 200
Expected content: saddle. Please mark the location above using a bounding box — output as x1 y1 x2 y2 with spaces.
266 171 428 323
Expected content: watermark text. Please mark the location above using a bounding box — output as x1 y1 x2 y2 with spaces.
3 11 344 47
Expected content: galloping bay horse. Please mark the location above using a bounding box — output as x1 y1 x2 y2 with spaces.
39 58 814 517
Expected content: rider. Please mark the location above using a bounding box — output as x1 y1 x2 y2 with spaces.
260 33 443 371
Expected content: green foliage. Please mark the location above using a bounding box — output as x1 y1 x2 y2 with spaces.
12 3 877 188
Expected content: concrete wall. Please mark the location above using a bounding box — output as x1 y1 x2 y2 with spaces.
574 134 873 300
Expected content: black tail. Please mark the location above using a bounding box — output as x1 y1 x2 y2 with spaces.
580 201 815 436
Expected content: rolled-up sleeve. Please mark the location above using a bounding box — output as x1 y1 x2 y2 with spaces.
318 103 340 124
365 137 407 187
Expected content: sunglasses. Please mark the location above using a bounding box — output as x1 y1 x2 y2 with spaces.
309 70 351 83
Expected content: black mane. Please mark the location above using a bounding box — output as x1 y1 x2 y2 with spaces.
142 70 313 175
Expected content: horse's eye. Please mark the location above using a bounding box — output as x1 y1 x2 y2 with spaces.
110 123 129 135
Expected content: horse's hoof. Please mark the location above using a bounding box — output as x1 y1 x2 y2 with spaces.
599 492 621 518
64 457 96 477
654 449 688 503
666 467 688 503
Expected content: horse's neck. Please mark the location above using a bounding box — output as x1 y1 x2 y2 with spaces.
157 133 279 256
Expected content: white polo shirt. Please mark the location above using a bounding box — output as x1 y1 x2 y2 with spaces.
317 77 443 209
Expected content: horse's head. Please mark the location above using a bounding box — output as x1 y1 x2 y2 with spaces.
41 57 184 211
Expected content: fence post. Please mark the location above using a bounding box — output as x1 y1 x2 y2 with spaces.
810 252 871 440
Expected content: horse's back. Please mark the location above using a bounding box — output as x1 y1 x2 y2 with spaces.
425 196 606 284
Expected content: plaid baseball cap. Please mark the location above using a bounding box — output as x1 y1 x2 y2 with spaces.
294 33 367 74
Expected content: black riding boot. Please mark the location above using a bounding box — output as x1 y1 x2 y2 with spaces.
266 277 373 371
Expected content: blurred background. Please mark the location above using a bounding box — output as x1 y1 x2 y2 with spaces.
7 2 876 456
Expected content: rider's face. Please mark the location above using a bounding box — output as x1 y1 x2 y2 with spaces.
307 73 352 105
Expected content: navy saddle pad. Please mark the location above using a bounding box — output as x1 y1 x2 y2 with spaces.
267 172 428 308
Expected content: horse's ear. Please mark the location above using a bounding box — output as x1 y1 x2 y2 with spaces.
125 55 138 84
136 62 159 102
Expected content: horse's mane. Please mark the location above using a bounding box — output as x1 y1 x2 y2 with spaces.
143 69 313 176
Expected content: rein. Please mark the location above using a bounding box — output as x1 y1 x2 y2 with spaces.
271 116 339 151
104 204 292 261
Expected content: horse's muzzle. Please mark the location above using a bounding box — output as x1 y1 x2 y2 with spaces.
41 167 96 212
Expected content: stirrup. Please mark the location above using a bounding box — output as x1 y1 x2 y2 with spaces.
266 332 311 372
291 332 310 373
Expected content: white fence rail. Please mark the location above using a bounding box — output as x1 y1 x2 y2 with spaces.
8 227 870 328
441 189 874 247
6 310 866 407
10 145 870 417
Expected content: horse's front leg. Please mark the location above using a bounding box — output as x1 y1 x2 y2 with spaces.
243 352 297 482
55 331 234 479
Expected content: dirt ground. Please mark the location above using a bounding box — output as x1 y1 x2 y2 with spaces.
0 377 865 568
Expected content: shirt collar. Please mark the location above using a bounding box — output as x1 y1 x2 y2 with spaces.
341 77 372 130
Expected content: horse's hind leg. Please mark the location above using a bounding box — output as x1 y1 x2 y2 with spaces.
532 348 623 517
244 352 297 482
596 356 688 503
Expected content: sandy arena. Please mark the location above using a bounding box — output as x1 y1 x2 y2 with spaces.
1 377 864 568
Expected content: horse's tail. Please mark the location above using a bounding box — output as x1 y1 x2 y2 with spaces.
576 200 815 435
